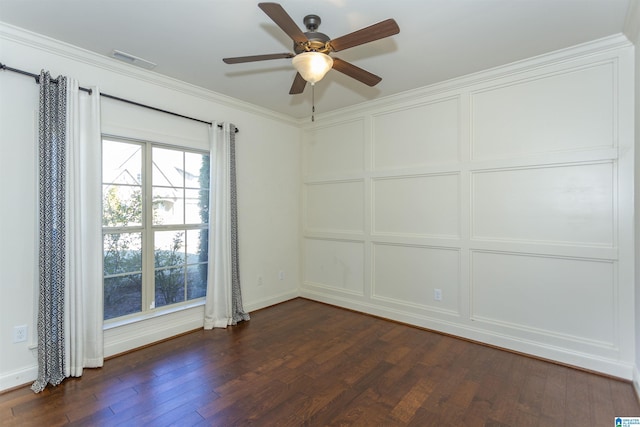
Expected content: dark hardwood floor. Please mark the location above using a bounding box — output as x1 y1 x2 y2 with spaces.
1 298 639 426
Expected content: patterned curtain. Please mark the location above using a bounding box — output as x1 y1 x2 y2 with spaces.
32 71 67 392
204 123 250 328
228 125 250 325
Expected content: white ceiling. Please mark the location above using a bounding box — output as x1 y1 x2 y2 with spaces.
0 0 633 119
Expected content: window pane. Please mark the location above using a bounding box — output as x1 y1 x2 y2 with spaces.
103 232 142 275
104 274 142 320
197 189 209 224
103 140 141 185
155 267 185 307
186 229 207 264
185 189 208 224
187 264 207 300
154 230 185 268
152 147 183 188
152 187 184 225
185 152 208 189
103 184 142 227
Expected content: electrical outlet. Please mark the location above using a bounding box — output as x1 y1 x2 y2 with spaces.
278 270 285 281
13 325 27 343
257 275 263 286
434 289 442 302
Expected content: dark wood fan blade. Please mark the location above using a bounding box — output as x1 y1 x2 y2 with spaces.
223 53 294 64
332 57 382 87
289 72 307 94
328 19 400 52
258 3 308 45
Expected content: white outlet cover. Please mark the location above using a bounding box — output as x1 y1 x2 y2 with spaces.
13 325 27 343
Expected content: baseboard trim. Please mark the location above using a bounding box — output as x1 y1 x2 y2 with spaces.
0 366 37 393
633 365 640 404
300 290 634 380
243 290 300 313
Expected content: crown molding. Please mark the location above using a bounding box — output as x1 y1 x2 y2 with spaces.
0 22 298 126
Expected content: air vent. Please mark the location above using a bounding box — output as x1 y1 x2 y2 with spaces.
109 49 157 70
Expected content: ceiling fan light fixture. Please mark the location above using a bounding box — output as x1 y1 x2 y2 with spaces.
292 52 333 84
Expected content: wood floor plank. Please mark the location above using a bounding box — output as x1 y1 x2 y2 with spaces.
290 370 350 421
389 376 436 424
1 298 639 427
564 366 593 425
65 386 133 422
516 359 548 418
539 362 568 425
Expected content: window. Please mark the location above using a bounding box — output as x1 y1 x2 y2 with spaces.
102 137 210 321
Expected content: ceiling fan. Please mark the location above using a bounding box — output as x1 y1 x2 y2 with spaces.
223 2 400 95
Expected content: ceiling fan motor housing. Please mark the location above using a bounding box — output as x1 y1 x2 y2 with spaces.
294 14 331 54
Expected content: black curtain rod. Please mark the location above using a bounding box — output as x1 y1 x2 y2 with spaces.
0 62 93 94
0 62 238 133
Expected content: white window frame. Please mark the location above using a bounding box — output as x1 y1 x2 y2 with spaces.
102 135 210 326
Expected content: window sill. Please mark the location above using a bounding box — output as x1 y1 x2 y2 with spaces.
103 299 205 331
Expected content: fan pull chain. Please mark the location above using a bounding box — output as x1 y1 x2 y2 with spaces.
311 83 315 122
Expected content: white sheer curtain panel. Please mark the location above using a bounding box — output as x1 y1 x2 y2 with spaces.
64 79 104 376
204 122 232 328
204 122 249 329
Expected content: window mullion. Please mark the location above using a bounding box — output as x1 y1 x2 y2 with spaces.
143 142 155 311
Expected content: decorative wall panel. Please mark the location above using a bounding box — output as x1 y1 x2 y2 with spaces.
471 63 615 159
373 243 460 313
304 119 364 176
373 98 459 169
472 163 614 246
373 174 460 238
304 238 364 295
470 251 615 346
306 181 364 233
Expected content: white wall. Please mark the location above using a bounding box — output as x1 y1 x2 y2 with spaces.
0 23 301 391
300 35 635 379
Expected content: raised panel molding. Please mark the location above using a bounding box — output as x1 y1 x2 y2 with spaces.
372 173 460 238
303 238 365 296
371 243 460 315
471 162 614 246
372 96 460 170
305 180 364 234
471 61 616 160
470 250 616 348
303 119 365 177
